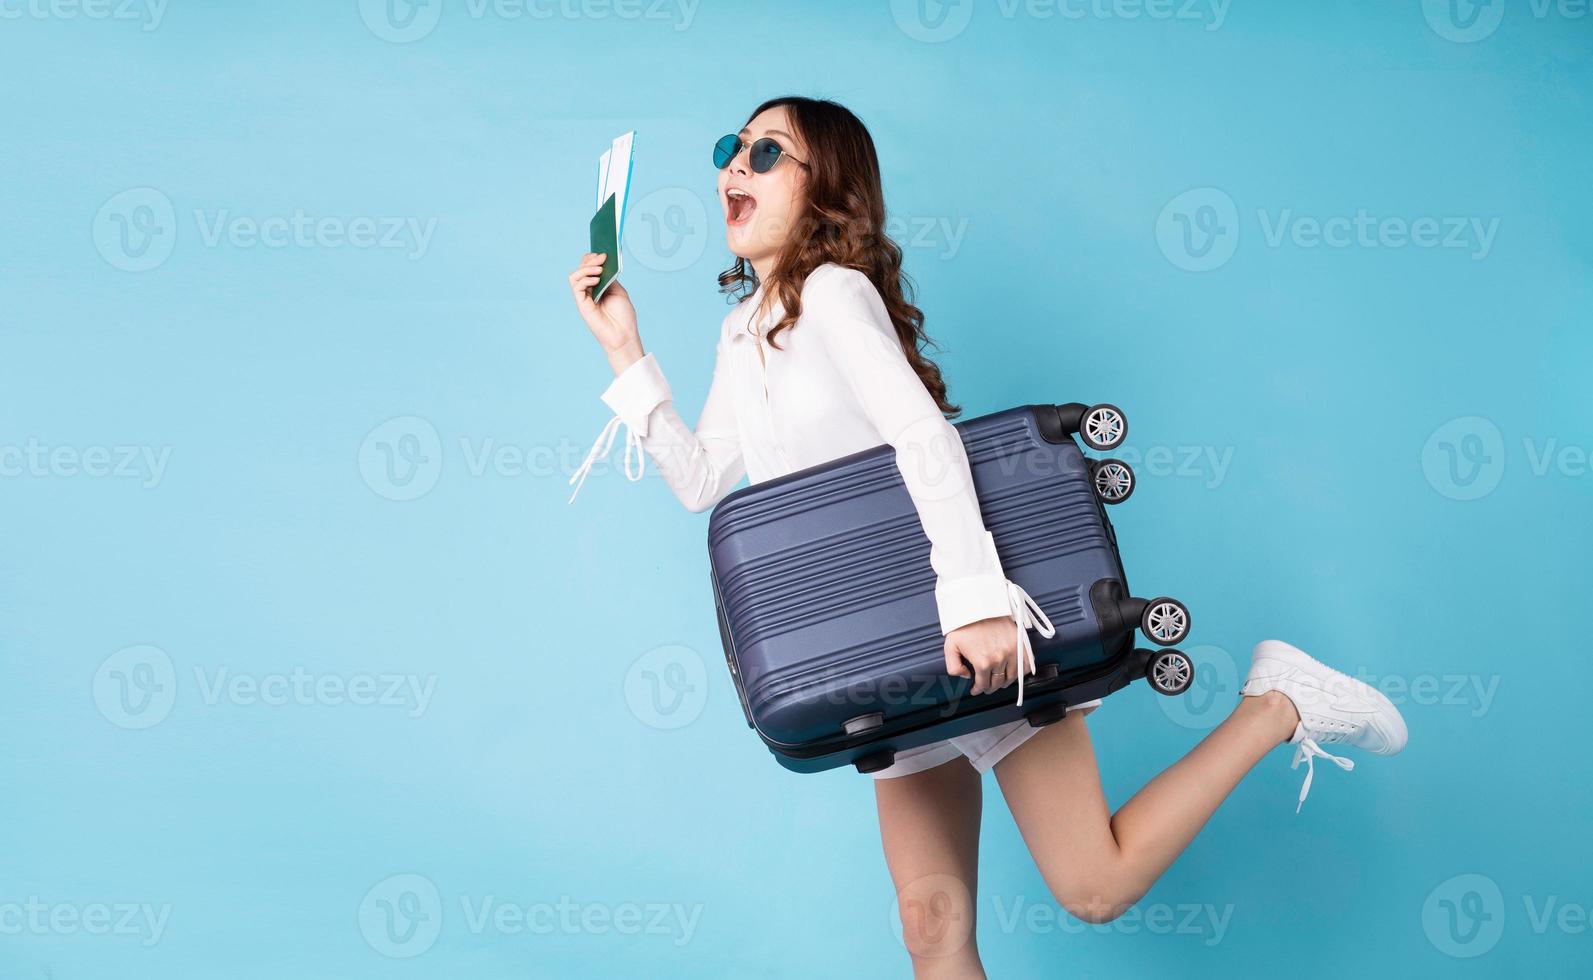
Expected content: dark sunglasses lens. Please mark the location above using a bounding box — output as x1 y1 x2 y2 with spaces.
748 138 783 174
713 134 741 169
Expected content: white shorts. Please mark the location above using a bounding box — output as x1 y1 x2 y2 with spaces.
867 698 1102 779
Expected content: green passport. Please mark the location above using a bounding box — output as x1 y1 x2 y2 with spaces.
588 192 619 301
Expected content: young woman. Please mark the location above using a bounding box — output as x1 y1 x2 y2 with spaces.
566 96 1407 978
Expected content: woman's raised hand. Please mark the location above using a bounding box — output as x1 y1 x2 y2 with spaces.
568 253 640 357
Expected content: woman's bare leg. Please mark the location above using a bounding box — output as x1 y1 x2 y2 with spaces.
993 690 1299 922
875 758 987 980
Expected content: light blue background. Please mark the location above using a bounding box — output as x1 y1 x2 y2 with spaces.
3 1 1590 976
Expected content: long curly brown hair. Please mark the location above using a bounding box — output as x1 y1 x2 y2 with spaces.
717 96 960 418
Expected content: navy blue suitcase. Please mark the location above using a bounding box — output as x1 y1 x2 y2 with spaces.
707 402 1195 774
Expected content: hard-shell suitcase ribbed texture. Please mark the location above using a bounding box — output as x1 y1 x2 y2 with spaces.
707 403 1194 774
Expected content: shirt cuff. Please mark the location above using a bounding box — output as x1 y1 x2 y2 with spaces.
600 352 671 437
933 531 1014 635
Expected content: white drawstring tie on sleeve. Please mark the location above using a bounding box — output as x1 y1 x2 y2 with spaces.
1290 737 1355 813
1006 581 1056 707
567 414 645 503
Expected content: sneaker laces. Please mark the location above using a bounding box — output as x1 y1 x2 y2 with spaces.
1290 735 1355 814
1006 581 1056 707
568 414 644 503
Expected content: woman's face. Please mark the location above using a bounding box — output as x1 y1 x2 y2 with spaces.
717 105 809 273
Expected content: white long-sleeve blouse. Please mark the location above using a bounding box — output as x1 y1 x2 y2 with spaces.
570 262 1039 642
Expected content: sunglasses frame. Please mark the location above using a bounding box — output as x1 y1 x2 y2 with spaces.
713 133 808 174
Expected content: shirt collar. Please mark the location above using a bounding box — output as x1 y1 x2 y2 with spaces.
729 282 780 344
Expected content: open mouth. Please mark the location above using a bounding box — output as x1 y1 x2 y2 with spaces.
726 188 757 226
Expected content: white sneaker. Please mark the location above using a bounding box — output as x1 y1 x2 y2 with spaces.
1239 639 1408 813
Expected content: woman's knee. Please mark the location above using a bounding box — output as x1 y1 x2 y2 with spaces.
895 872 980 963
1043 866 1148 924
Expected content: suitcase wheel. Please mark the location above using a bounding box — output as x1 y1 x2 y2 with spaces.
1092 459 1135 504
1080 404 1128 451
1141 597 1191 646
1146 649 1194 696
854 749 896 774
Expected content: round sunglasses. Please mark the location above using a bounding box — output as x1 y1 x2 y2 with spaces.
712 133 808 174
